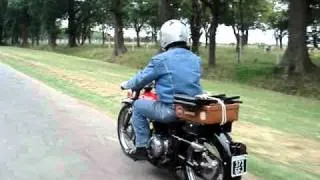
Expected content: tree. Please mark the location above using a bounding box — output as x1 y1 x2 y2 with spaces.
28 0 42 46
101 0 127 56
201 0 228 67
126 0 154 47
307 25 320 49
0 0 8 45
147 3 160 44
75 0 101 45
280 0 317 74
267 10 288 49
225 0 271 53
201 7 211 48
41 0 67 46
159 0 174 24
180 0 205 54
307 0 320 49
95 3 113 45
5 0 31 46
68 0 77 47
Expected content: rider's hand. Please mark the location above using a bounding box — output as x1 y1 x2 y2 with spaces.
120 81 128 90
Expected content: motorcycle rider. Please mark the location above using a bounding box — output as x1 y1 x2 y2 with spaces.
121 19 203 160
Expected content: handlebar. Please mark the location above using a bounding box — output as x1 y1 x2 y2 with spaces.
131 90 141 100
124 82 155 101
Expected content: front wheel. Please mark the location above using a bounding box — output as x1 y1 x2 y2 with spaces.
117 105 136 157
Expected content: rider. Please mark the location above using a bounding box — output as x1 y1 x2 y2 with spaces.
121 19 203 160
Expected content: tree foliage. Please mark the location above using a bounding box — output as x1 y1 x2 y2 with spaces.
267 9 288 49
225 0 272 52
125 0 155 47
0 0 8 44
0 0 318 74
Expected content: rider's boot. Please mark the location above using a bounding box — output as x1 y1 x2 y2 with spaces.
129 147 148 161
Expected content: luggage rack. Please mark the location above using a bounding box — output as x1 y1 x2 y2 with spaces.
174 94 242 107
173 94 242 125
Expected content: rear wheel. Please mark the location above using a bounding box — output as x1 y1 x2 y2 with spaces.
117 105 136 157
183 142 225 180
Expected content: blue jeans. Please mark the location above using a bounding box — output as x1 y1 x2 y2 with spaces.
131 99 176 147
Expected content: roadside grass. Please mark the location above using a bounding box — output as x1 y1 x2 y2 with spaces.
31 44 320 99
1 46 320 179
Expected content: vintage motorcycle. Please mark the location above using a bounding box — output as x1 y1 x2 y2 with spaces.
117 84 247 180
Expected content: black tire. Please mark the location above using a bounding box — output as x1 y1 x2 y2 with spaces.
183 142 225 180
117 105 136 158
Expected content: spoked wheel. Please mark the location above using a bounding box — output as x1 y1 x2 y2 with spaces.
183 142 224 180
117 105 136 157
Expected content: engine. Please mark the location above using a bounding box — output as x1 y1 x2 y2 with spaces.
147 134 171 163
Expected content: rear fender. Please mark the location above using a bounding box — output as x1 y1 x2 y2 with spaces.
214 132 232 157
211 132 233 180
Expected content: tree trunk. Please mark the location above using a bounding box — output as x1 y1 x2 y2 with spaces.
242 29 248 46
232 26 240 52
68 0 77 47
152 26 158 43
208 19 218 67
280 0 316 74
205 32 209 48
202 0 221 67
77 34 81 44
312 32 318 49
88 32 91 44
0 24 4 45
232 25 242 63
279 35 283 50
46 20 57 47
0 0 8 45
190 0 202 54
48 32 57 47
36 35 39 46
81 33 86 45
136 30 140 48
112 3 127 56
20 24 28 46
31 36 35 46
159 0 173 25
102 31 105 45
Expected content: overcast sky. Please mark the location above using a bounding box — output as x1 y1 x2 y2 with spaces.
120 25 287 45
63 20 286 45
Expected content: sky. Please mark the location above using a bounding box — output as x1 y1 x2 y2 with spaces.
62 20 287 45
120 25 288 45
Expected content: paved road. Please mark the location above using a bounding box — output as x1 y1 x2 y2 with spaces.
0 64 175 180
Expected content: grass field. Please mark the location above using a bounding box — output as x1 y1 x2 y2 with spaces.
0 46 320 180
31 45 320 100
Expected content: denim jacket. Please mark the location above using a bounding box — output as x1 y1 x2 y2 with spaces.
124 48 203 104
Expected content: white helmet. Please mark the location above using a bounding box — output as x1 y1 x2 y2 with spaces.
160 19 188 49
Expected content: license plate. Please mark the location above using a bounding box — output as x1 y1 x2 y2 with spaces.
231 155 247 177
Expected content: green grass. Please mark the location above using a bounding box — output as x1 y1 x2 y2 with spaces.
32 44 320 99
5 46 319 139
248 156 320 180
1 46 320 180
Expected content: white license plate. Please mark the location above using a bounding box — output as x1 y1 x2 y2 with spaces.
231 155 247 177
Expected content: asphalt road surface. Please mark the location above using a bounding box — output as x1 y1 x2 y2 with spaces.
0 64 175 180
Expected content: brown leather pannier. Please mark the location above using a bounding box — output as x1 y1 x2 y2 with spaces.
175 103 240 125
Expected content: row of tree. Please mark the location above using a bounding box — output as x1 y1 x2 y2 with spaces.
0 0 319 74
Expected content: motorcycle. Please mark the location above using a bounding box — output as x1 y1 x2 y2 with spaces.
117 84 248 180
